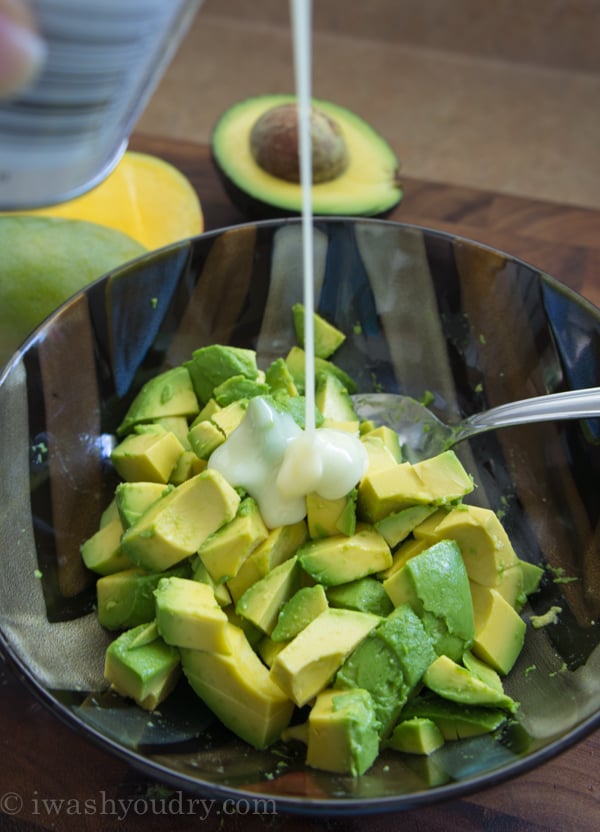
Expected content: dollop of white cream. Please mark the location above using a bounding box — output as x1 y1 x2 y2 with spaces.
208 397 368 529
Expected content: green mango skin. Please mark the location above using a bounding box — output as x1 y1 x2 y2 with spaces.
0 216 146 366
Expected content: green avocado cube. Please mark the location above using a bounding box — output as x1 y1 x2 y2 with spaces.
111 430 185 484
120 469 241 572
236 556 301 635
213 375 269 407
81 517 131 576
226 520 308 603
297 525 392 586
306 688 379 776
423 655 518 713
315 371 357 422
185 345 259 404
383 539 475 661
187 419 225 459
292 303 346 359
264 357 299 397
400 692 508 740
387 717 445 755
180 623 294 749
154 576 231 652
116 366 199 437
114 481 172 529
104 622 180 711
271 584 329 642
327 576 393 617
96 563 191 631
197 496 269 584
335 603 436 735
306 489 357 538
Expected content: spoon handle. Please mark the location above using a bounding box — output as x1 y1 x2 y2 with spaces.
460 387 600 437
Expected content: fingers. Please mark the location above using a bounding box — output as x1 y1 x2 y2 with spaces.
0 0 46 97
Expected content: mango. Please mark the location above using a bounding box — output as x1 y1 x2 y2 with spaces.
0 215 146 365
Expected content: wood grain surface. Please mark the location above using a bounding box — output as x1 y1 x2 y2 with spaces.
0 133 598 832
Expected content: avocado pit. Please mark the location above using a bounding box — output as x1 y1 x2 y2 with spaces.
249 103 349 184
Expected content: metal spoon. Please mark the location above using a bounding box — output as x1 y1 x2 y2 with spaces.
352 387 600 463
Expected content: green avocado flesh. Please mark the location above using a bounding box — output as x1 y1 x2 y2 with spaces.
0 216 146 366
211 94 402 219
86 312 540 777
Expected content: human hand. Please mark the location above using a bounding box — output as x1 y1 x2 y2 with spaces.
0 0 46 97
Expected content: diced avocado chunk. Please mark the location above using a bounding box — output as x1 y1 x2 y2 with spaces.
360 435 400 475
519 559 544 599
315 371 357 422
462 649 504 693
111 430 185 484
361 425 402 463
187 419 225 459
104 621 180 711
99 498 120 528
335 603 436 735
209 399 248 437
383 539 475 661
375 505 437 548
154 576 230 651
285 346 357 395
400 692 508 740
236 556 301 635
180 623 294 749
264 357 299 396
305 688 379 776
185 345 259 404
358 451 473 522
423 654 518 712
306 490 357 538
192 557 232 607
298 525 392 586
114 481 172 529
387 717 445 755
226 520 308 603
120 469 240 572
117 366 199 437
271 584 329 642
169 450 206 485
81 517 132 576
96 563 190 630
213 374 270 406
269 607 380 707
292 303 346 359
197 496 269 584
327 576 394 617
414 504 518 587
470 584 526 675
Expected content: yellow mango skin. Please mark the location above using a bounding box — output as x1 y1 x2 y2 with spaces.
3 152 204 250
180 624 294 750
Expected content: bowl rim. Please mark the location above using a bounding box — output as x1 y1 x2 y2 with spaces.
1 215 599 814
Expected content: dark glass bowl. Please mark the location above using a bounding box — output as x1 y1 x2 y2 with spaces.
0 218 598 815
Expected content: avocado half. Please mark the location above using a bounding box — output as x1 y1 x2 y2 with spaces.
211 94 403 219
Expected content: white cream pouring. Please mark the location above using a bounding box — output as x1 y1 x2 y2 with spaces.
209 0 368 528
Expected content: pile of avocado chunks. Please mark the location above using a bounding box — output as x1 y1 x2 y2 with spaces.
81 305 543 777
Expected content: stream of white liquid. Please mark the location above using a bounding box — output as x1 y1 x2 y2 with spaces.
209 0 368 527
